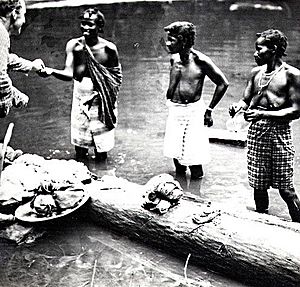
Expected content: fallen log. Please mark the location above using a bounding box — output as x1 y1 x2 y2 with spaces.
87 177 300 287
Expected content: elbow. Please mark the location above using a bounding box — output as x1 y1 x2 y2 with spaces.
223 79 229 90
219 80 229 93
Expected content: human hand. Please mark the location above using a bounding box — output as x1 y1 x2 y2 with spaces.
16 94 29 108
229 102 241 117
31 59 45 72
13 90 29 108
244 109 263 122
37 67 54 78
204 109 213 127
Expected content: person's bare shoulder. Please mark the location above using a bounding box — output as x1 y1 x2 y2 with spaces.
66 37 83 52
191 49 211 65
99 37 119 66
248 65 262 79
99 37 118 53
284 63 300 77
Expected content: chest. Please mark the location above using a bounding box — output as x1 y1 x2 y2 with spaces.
172 59 204 80
74 43 109 66
254 70 288 96
89 47 109 65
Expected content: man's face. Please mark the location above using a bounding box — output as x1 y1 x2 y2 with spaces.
12 0 26 35
80 18 99 39
165 33 184 54
254 37 274 66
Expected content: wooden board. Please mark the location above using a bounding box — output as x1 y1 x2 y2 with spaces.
208 128 247 146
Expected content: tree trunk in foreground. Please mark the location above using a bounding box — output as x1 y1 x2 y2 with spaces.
86 179 300 287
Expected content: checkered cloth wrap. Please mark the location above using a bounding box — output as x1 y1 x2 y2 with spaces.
247 119 295 189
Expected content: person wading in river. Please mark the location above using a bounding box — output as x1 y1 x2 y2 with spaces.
39 8 122 162
229 29 300 222
163 21 228 179
0 0 45 118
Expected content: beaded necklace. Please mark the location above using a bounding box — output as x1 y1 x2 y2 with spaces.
257 62 285 95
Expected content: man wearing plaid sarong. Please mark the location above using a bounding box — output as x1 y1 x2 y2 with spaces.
0 0 44 118
230 29 300 222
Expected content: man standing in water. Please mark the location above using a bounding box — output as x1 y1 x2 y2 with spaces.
163 21 228 179
229 29 300 222
39 8 122 161
0 0 45 117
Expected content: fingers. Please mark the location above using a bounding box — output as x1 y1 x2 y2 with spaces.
15 94 29 108
32 59 45 71
204 118 213 127
244 110 257 122
229 106 236 117
36 67 53 77
229 103 239 117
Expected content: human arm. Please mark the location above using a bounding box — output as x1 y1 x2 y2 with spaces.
8 53 45 73
228 68 258 117
0 43 29 117
37 40 74 81
105 42 120 67
199 53 229 126
0 74 29 118
166 57 181 100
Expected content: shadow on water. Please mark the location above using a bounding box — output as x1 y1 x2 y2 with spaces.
1 0 300 286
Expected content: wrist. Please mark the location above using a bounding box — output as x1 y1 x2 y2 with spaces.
259 110 266 119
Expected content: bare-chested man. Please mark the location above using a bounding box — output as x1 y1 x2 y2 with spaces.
39 8 122 161
229 29 300 222
163 21 228 179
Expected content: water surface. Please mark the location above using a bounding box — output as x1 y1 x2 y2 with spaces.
1 0 300 286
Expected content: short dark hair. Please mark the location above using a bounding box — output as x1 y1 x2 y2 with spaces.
256 29 288 57
164 21 196 49
79 8 105 33
0 0 19 17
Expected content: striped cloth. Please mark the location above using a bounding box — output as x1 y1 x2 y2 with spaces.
84 46 122 131
247 119 295 189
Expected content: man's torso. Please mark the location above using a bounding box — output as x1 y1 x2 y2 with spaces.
250 64 292 110
72 37 114 81
168 52 206 104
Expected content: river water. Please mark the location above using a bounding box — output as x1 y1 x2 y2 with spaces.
0 0 300 286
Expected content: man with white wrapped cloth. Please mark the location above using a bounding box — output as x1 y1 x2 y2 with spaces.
163 22 228 179
39 8 122 161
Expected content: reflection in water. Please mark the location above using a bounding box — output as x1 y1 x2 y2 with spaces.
1 1 300 286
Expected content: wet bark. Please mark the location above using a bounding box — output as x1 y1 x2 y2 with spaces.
87 180 300 287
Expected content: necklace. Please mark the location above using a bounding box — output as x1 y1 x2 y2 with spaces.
257 62 285 94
